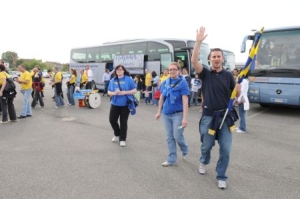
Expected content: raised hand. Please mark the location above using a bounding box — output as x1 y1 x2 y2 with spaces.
196 26 208 42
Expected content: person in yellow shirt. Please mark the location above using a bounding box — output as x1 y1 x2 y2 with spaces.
51 67 65 108
0 64 17 123
80 69 88 89
67 68 77 106
160 69 169 83
16 64 33 118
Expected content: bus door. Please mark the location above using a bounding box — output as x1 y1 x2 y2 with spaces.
174 51 191 74
160 53 173 73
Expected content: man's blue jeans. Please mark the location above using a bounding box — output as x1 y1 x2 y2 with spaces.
199 115 232 181
55 87 64 107
162 112 188 164
238 103 246 131
20 88 32 116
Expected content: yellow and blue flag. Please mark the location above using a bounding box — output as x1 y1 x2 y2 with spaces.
219 27 264 129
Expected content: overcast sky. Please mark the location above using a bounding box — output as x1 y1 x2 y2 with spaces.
1 0 298 64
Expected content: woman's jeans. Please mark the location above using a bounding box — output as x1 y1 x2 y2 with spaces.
162 112 188 164
199 115 232 181
20 88 32 116
67 85 75 105
238 103 246 131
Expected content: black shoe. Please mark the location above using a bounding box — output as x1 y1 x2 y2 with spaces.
17 115 26 119
26 115 32 117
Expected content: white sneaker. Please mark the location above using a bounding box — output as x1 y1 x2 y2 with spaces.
161 161 177 167
111 136 119 142
236 129 246 133
183 154 188 160
120 141 126 147
54 106 59 109
218 180 227 189
199 163 206 174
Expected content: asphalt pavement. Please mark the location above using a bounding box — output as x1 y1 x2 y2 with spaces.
0 80 300 199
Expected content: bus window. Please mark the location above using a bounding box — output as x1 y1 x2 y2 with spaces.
100 45 121 61
165 40 186 50
71 48 87 63
87 47 100 63
121 42 147 55
147 42 169 61
174 52 188 68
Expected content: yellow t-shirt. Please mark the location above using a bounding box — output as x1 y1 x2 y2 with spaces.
54 72 62 83
160 74 169 83
145 73 152 87
0 71 10 86
81 73 88 83
69 74 76 84
20 71 32 90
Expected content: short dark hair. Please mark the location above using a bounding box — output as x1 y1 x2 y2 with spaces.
208 48 224 60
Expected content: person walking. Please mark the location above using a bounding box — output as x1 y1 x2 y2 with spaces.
155 62 190 167
0 64 17 123
67 68 77 106
16 64 33 118
236 76 250 133
102 68 112 96
107 65 136 147
191 26 240 189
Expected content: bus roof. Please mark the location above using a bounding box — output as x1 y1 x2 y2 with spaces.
254 26 300 33
71 38 208 50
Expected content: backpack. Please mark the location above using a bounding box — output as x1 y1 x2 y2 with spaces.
3 75 17 98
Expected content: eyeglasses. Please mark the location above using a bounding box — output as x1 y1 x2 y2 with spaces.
116 68 124 71
168 68 178 71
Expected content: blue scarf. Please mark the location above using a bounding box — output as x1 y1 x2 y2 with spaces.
161 76 185 104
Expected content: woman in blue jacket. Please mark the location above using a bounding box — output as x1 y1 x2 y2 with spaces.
155 62 190 166
108 65 136 147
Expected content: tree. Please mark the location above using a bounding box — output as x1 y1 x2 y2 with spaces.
1 51 18 68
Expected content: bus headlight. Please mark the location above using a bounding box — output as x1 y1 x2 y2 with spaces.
249 89 259 94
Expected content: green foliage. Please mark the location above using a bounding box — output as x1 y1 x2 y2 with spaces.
1 51 18 67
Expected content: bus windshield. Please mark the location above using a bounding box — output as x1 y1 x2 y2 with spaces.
255 29 300 71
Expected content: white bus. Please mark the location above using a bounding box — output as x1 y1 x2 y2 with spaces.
70 39 210 89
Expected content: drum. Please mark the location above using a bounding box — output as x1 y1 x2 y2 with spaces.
84 93 101 109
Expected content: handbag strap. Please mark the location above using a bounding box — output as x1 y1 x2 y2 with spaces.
116 76 131 100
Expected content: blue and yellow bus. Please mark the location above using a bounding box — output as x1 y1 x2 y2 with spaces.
70 39 210 89
241 26 300 107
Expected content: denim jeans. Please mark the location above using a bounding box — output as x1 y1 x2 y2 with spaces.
20 88 32 116
152 86 158 105
162 112 188 164
190 91 199 105
199 115 232 181
238 103 246 131
67 85 75 105
104 81 110 95
55 87 64 107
